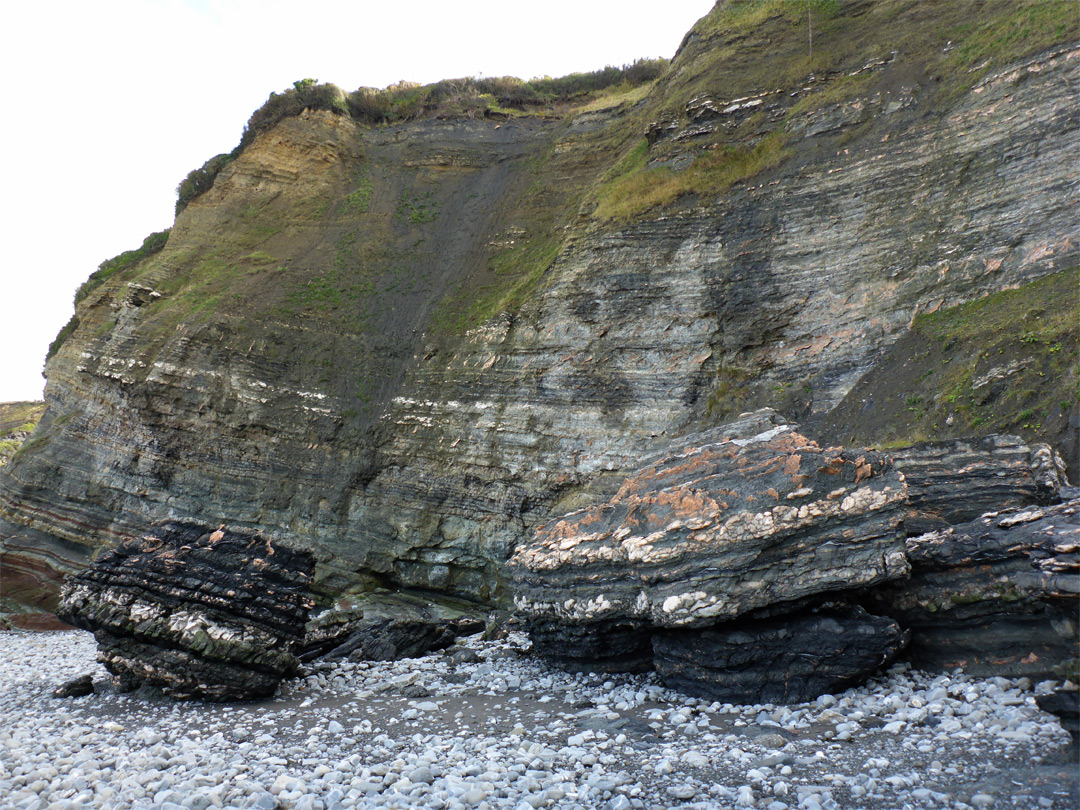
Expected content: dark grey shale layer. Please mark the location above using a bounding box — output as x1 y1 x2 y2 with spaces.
1 45 1077 606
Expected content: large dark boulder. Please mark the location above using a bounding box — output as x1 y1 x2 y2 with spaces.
509 412 910 698
653 605 908 704
57 520 315 701
865 497 1079 679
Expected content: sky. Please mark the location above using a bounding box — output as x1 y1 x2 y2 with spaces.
0 0 714 403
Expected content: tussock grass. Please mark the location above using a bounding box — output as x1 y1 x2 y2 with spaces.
592 132 789 222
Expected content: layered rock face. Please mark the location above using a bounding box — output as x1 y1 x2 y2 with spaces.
1 5 1076 621
56 520 314 701
892 437 1069 534
509 412 908 629
652 607 908 704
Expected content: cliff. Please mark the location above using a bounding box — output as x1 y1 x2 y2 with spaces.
2 0 1077 612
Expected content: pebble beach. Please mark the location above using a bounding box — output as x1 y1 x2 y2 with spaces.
2 630 1076 810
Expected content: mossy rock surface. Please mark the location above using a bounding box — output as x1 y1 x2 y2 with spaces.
0 401 45 466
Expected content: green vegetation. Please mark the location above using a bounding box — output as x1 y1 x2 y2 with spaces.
240 79 347 150
431 235 560 335
0 401 46 466
74 230 170 305
345 59 668 125
942 0 1079 97
46 316 80 360
593 132 789 222
171 61 667 214
176 153 233 215
341 174 374 215
821 269 1079 468
395 189 439 225
586 0 1077 225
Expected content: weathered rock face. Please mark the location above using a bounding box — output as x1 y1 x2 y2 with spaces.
652 606 908 705
509 413 908 630
1 6 1076 617
56 520 315 701
865 497 1079 680
300 590 486 663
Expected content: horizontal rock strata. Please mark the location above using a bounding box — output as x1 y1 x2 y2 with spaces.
865 497 1080 680
892 436 1068 534
56 520 314 701
2 41 1076 614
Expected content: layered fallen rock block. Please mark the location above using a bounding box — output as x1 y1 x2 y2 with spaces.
510 415 908 630
866 497 1080 680
652 606 909 704
510 412 911 701
56 519 315 701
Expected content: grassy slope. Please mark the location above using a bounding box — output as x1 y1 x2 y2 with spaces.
819 269 1080 474
0 402 46 466
587 0 1079 223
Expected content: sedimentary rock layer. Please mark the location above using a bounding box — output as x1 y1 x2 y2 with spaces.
892 436 1068 534
56 520 315 700
652 606 908 704
1 20 1076 611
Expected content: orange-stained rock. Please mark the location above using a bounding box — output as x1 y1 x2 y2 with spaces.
509 411 909 630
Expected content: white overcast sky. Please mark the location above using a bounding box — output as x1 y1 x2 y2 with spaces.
0 0 713 403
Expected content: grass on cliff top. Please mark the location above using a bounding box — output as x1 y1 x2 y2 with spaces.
820 268 1079 471
588 0 1078 224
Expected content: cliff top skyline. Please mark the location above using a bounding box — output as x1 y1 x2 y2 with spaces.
0 0 711 403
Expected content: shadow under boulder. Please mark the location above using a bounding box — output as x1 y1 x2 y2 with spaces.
653 605 908 704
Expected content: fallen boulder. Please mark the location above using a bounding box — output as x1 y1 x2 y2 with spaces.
56 519 315 701
864 497 1079 680
300 589 487 663
652 605 908 704
510 412 908 633
510 412 910 698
